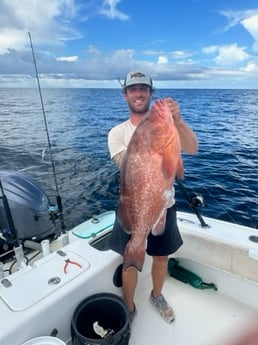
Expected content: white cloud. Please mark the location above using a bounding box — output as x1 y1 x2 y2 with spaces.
56 56 78 62
241 14 258 53
143 50 159 56
202 44 250 67
0 2 257 89
0 0 81 54
202 45 218 54
87 45 101 55
214 44 249 66
220 10 258 54
0 30 27 54
241 61 258 73
171 50 190 59
220 9 258 31
98 0 129 20
157 56 168 64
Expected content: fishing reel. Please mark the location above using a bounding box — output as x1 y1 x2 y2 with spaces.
189 194 205 209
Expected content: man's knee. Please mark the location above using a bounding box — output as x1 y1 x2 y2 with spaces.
152 255 168 265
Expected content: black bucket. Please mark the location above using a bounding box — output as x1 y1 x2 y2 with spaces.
71 293 131 345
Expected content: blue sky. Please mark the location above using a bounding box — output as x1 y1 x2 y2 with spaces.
0 0 258 88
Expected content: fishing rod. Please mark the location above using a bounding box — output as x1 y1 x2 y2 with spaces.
117 77 124 88
176 179 209 228
28 32 66 233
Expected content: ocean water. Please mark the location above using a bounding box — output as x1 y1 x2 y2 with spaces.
0 88 257 230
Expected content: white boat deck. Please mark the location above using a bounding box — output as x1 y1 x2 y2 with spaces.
131 271 258 345
1 211 257 345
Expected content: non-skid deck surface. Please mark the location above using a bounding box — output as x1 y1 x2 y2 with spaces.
129 274 258 345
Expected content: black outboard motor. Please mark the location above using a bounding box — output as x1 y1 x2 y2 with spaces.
0 170 58 249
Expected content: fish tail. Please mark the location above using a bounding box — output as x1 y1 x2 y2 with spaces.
123 240 145 272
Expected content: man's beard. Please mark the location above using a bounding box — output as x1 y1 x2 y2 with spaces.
128 101 150 114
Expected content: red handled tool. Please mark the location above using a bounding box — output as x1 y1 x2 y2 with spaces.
64 258 82 274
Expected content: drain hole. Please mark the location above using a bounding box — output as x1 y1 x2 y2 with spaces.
48 276 61 285
249 235 258 243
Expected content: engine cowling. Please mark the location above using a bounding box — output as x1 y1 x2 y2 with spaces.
0 170 57 244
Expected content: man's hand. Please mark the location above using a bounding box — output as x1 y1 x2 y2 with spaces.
165 97 198 154
166 97 182 126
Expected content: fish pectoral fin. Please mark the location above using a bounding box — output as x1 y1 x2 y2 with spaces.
123 240 145 272
117 204 131 233
162 155 174 179
176 156 184 180
151 209 167 236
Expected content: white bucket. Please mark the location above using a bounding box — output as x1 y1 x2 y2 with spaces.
22 336 66 345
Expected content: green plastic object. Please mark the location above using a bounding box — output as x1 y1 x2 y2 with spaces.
168 258 217 291
72 211 115 239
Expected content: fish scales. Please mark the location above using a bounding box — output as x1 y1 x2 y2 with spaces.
117 98 184 271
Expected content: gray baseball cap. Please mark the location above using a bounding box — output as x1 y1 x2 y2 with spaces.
124 71 153 89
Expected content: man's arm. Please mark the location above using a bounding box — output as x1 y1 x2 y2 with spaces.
175 119 198 154
166 97 198 154
112 150 126 169
108 124 127 169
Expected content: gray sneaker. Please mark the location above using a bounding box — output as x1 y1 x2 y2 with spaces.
149 291 175 323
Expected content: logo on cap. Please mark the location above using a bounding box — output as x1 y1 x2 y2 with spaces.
130 72 146 78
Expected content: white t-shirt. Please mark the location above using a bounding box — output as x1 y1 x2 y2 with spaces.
108 119 175 206
108 119 136 159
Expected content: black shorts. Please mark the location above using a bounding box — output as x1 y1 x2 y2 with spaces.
109 205 183 257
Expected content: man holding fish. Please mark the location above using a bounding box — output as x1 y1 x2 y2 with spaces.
108 71 198 323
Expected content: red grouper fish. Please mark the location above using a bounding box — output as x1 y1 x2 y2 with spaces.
117 98 184 272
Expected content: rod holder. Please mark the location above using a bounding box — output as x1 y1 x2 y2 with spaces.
14 244 26 269
41 239 51 256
